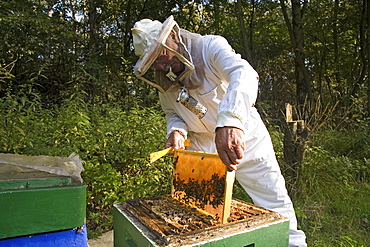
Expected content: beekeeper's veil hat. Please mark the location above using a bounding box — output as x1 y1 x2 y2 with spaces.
132 16 195 92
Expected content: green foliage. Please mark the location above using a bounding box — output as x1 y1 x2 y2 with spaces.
82 160 122 237
0 90 172 238
1 91 369 245
312 129 370 161
233 180 253 203
0 89 42 153
268 125 285 161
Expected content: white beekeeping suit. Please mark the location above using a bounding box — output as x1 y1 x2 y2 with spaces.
132 16 307 247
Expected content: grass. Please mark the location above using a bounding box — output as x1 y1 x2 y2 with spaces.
288 135 370 246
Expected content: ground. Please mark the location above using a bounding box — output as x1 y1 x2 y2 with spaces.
88 230 113 247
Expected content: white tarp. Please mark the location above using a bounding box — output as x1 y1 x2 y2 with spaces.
0 153 84 184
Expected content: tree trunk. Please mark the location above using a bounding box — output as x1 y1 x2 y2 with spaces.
88 0 98 64
353 0 369 106
333 0 341 96
367 0 370 113
280 0 312 110
86 0 99 100
123 0 133 57
211 0 222 34
236 0 254 66
291 0 312 109
280 0 311 177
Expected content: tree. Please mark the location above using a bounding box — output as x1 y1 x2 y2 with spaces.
279 0 312 174
359 0 370 112
236 0 254 65
280 0 312 110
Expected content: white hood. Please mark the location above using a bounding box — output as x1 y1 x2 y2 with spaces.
132 16 204 93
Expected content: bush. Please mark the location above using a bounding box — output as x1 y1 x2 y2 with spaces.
0 91 173 237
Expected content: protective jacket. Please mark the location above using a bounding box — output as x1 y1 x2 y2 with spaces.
159 30 307 247
159 30 272 159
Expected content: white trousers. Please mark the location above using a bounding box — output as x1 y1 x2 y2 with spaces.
236 156 307 247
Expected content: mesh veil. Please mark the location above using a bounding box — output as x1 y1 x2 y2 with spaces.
133 16 206 93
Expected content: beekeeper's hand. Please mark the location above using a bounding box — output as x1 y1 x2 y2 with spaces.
215 127 245 171
165 130 186 154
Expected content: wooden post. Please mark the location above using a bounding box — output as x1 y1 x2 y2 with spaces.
283 103 309 181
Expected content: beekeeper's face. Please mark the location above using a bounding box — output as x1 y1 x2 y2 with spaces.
153 31 185 75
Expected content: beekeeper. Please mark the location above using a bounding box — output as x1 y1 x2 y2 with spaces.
132 16 307 247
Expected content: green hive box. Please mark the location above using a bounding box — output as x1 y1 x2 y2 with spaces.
113 195 290 247
0 154 86 239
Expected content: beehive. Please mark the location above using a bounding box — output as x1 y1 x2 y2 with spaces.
114 150 290 246
113 195 289 247
0 153 86 243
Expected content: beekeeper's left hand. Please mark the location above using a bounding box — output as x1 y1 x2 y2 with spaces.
215 126 245 171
